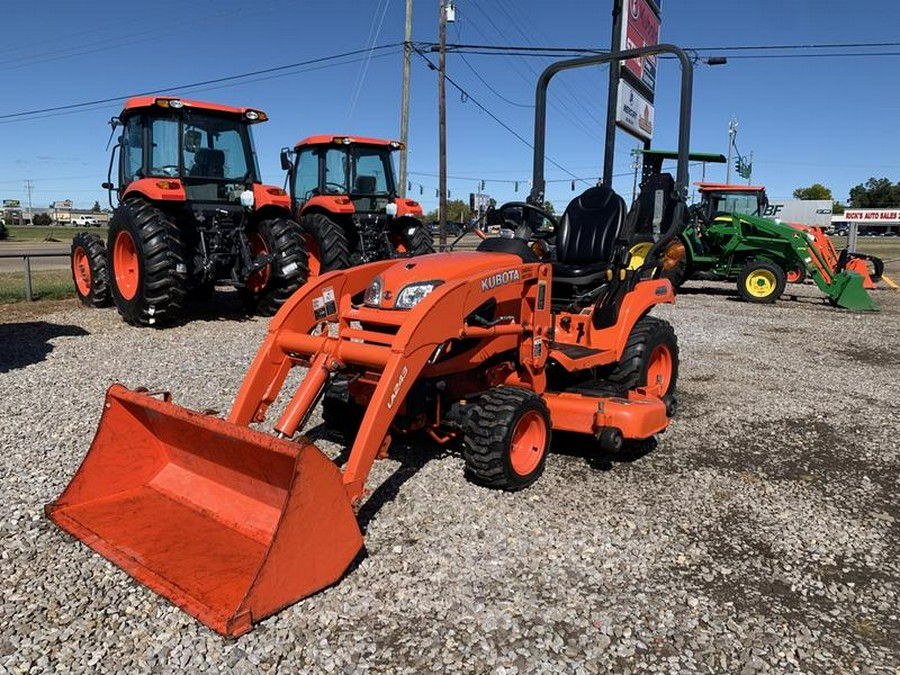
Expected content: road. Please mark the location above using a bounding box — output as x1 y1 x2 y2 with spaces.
0 243 70 273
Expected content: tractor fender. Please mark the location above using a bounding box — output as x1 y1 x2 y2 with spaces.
300 195 356 217
596 279 675 362
122 178 186 202
252 183 292 211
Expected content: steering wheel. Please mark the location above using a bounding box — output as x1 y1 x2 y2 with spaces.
155 165 179 177
322 182 347 195
495 201 557 240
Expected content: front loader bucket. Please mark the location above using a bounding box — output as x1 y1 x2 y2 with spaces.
828 271 878 311
46 385 363 637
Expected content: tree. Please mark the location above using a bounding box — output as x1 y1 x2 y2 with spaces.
32 213 52 226
832 202 846 215
542 201 555 216
848 177 900 208
91 200 102 213
792 183 832 200
425 199 472 223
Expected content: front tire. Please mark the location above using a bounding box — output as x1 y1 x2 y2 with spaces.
738 260 785 304
108 200 186 326
462 387 551 491
71 232 111 307
606 316 678 397
239 217 309 316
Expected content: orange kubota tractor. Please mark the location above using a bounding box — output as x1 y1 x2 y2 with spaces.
71 97 307 326
47 45 694 636
280 136 434 275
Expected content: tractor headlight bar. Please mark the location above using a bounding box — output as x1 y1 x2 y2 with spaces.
363 276 384 307
394 281 443 309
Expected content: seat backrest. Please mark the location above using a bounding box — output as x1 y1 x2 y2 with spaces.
190 149 226 178
625 172 676 240
555 185 626 265
355 175 377 193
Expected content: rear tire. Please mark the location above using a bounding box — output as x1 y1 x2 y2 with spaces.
239 218 309 316
300 213 351 276
71 232 111 307
322 381 365 443
606 316 678 397
738 260 785 304
391 218 435 257
108 200 186 326
462 387 551 491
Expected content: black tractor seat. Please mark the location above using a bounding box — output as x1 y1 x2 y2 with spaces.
551 185 626 288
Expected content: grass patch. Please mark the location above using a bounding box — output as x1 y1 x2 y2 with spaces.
0 269 75 303
3 225 108 244
831 236 900 260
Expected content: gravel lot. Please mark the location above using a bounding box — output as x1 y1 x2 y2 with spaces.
1 281 898 674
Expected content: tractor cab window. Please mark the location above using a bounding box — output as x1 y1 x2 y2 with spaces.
323 148 348 194
293 148 319 202
122 116 144 184
351 147 393 195
181 115 253 181
149 118 180 177
707 192 761 218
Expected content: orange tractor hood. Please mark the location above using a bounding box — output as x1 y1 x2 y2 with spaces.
372 251 526 306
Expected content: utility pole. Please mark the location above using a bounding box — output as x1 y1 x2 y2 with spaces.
398 0 413 198
24 179 34 225
747 150 753 185
725 117 738 184
438 0 450 250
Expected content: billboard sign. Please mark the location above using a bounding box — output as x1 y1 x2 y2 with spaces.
52 200 73 210
842 209 900 224
620 0 661 99
615 80 654 141
3 199 20 208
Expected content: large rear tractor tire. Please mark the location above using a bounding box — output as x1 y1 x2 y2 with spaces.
738 260 786 304
300 213 351 277
108 200 187 326
606 316 678 398
240 217 309 317
390 218 435 257
71 232 111 307
462 387 552 491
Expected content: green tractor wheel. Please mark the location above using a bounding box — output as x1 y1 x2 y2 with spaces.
737 260 786 304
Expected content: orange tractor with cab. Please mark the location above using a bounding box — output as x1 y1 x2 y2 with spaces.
71 97 307 325
280 135 433 275
48 45 694 636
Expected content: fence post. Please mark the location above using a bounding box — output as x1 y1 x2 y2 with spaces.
23 256 33 301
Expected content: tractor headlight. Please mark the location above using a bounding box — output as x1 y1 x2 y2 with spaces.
395 281 443 309
363 275 384 307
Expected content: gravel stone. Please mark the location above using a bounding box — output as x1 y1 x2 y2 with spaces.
0 283 898 673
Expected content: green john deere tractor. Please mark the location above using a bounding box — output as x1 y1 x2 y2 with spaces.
628 149 878 311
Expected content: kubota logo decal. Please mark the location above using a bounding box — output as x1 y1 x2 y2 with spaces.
387 366 409 409
481 269 521 292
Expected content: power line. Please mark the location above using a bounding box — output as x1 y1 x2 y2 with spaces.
0 43 403 122
412 47 590 187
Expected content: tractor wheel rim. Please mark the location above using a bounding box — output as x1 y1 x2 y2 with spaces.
786 269 802 283
746 269 776 297
646 344 673 396
304 233 321 277
72 247 91 295
509 410 547 476
113 230 139 300
389 233 409 254
628 243 653 270
246 232 270 293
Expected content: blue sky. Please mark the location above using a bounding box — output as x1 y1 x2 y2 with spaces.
1 0 899 213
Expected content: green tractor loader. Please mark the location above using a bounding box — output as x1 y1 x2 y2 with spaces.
629 150 879 311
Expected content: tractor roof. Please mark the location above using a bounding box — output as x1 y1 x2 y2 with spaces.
696 182 766 192
294 135 402 149
640 149 728 164
121 96 268 122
